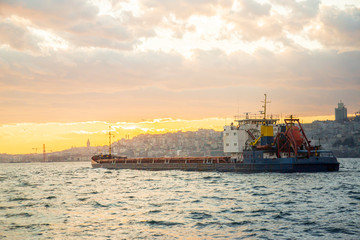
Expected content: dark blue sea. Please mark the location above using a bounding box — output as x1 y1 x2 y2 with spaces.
0 158 359 239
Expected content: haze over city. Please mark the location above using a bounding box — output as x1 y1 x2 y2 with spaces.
1 0 359 154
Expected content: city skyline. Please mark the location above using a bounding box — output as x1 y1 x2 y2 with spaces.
1 0 359 154
0 114 343 155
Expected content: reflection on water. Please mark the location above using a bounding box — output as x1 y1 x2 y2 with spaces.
0 159 359 239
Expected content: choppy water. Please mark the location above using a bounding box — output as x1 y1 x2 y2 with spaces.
0 159 359 239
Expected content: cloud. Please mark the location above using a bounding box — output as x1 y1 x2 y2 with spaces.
0 0 98 29
240 0 272 17
1 42 359 124
273 0 320 18
0 0 359 125
0 0 153 52
1 0 359 53
226 0 322 42
0 18 43 53
311 5 360 51
142 0 231 19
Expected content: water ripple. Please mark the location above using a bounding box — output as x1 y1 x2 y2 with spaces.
0 159 359 239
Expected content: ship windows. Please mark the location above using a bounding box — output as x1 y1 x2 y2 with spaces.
234 143 237 146
226 133 229 136
226 143 229 146
234 132 237 136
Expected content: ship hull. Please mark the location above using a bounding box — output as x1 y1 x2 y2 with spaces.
91 157 339 173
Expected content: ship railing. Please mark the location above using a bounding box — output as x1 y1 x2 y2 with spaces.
93 156 232 164
297 150 335 158
234 114 281 121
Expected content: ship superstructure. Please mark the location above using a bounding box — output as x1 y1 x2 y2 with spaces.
224 114 279 161
224 94 280 161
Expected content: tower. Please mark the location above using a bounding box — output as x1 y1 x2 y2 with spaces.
43 144 47 162
87 138 90 148
335 101 347 123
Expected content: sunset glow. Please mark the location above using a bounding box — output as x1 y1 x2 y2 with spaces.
0 0 359 154
0 115 336 154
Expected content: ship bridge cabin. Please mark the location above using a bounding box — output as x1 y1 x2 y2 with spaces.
223 117 279 161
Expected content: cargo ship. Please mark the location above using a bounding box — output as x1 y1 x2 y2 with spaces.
91 95 339 172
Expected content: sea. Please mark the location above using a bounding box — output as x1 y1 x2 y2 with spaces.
0 159 359 240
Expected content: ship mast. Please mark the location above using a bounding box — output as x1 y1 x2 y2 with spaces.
262 94 271 122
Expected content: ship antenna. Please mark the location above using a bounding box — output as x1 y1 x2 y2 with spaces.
261 94 271 123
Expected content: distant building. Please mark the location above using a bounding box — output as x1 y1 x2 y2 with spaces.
354 111 360 122
335 101 347 123
87 139 91 148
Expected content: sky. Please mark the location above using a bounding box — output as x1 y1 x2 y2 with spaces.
0 0 359 154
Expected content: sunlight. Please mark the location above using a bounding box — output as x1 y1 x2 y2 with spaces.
120 125 139 130
285 31 323 50
28 27 70 52
0 115 339 154
136 10 289 57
